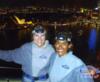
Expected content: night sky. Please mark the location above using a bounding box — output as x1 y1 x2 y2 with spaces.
0 0 99 8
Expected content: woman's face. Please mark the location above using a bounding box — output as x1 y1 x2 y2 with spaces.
33 33 46 47
55 40 70 57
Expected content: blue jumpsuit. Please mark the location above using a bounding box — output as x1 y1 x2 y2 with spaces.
49 51 94 82
0 40 54 82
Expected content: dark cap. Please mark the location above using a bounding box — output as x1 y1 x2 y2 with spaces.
32 25 46 34
55 32 72 42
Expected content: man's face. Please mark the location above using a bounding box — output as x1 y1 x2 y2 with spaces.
55 40 69 57
33 33 46 47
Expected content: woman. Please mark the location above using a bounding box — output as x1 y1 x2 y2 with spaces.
49 32 94 82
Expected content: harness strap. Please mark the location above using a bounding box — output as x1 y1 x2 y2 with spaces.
23 72 48 81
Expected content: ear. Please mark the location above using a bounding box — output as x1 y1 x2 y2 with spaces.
68 43 73 49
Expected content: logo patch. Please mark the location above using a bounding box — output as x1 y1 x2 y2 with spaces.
62 65 69 69
39 55 47 59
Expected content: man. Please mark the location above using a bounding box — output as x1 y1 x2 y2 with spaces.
0 25 54 82
49 32 94 82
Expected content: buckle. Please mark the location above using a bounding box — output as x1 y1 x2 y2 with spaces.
34 74 49 81
23 72 48 81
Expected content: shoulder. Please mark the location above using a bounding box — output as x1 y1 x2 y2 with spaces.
68 52 85 68
45 41 55 52
48 44 54 51
21 42 32 49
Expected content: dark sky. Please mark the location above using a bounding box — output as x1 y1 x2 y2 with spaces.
0 0 99 8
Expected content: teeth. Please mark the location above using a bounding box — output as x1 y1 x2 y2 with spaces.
58 50 63 51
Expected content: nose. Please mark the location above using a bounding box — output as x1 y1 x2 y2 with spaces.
57 44 63 49
38 37 42 42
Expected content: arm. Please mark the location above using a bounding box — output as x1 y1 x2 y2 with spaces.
0 49 16 62
75 65 94 82
0 44 26 65
61 65 94 82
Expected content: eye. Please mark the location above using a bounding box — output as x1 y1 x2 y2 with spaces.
55 43 59 47
56 44 59 47
34 34 38 37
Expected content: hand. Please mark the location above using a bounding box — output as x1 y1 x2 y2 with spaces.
87 65 100 79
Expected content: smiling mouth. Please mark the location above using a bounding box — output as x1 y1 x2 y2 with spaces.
57 49 63 52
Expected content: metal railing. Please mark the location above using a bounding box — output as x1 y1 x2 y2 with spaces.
0 66 21 82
